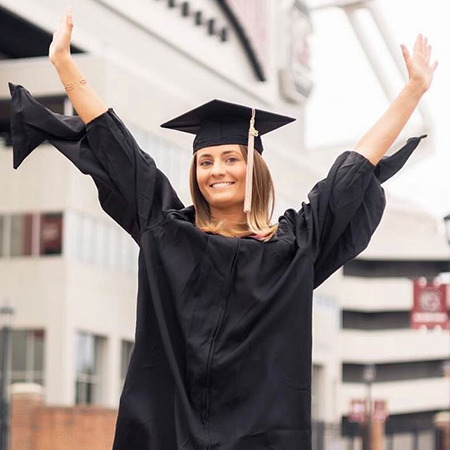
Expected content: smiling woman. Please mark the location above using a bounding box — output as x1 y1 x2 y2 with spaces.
158 97 295 241
8 80 428 450
190 144 277 240
7 6 436 448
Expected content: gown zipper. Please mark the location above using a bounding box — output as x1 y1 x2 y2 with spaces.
202 238 240 426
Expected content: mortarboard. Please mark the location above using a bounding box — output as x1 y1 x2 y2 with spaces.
160 99 296 213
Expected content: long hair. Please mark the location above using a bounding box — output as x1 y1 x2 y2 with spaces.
189 145 279 242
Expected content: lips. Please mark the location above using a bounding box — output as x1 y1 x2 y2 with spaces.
210 182 235 188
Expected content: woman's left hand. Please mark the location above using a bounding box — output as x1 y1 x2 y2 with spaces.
401 34 438 93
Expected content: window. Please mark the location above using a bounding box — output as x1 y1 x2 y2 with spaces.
311 364 325 450
94 220 107 267
75 332 105 405
63 209 138 272
0 212 63 258
127 123 189 199
0 329 45 385
40 213 63 255
10 214 33 257
80 215 95 264
342 310 411 330
120 340 134 388
343 360 449 383
106 226 121 270
311 364 324 421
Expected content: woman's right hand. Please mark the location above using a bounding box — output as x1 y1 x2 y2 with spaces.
49 6 73 65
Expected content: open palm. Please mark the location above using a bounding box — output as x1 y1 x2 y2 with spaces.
49 6 73 64
401 34 438 93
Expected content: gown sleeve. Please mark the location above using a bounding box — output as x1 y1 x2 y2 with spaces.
8 82 184 245
285 135 427 289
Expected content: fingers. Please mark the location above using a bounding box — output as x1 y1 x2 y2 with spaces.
51 6 73 49
411 34 435 63
431 60 439 72
66 5 73 27
400 44 411 66
56 6 72 32
413 34 422 54
426 45 431 64
413 34 430 57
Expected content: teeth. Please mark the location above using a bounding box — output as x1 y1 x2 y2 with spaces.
211 182 234 188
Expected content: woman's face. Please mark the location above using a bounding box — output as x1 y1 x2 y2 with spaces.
196 144 246 210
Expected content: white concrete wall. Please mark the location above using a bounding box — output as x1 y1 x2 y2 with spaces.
340 377 450 416
340 329 450 363
339 276 450 311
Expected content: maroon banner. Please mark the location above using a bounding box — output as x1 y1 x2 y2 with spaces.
411 279 449 330
349 399 389 423
349 399 366 423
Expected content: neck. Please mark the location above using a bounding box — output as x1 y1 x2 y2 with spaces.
210 204 248 232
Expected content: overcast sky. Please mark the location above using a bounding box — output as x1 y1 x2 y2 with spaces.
305 0 450 221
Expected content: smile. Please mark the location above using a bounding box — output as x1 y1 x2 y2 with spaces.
210 182 235 188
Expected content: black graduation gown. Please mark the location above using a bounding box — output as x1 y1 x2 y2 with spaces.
8 83 427 450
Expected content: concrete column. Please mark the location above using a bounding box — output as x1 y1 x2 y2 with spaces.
104 334 121 407
45 316 74 405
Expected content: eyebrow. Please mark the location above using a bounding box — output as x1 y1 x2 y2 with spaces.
198 150 239 159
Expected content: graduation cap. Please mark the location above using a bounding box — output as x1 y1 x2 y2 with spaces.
160 99 296 213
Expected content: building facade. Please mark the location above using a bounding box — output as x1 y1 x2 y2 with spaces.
0 0 448 449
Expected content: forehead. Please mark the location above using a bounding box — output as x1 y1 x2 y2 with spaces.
197 144 241 158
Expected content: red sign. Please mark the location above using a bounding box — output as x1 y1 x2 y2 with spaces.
411 279 449 330
349 399 389 423
349 399 366 423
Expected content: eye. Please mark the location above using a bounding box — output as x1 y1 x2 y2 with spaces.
199 160 212 167
227 157 238 163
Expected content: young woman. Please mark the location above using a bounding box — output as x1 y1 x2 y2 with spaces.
9 7 437 450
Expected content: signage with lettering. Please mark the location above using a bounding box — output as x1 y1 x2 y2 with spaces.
349 398 389 423
349 399 366 423
411 279 449 330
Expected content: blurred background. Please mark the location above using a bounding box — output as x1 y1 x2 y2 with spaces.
0 0 449 449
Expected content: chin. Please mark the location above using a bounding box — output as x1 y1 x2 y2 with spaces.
207 197 244 209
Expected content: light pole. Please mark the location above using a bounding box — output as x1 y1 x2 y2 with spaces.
0 302 15 450
363 363 376 450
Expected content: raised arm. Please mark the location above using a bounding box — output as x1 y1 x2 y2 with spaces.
354 34 438 166
9 7 184 244
49 6 107 124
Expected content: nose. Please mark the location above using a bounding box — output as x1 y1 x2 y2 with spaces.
210 160 226 176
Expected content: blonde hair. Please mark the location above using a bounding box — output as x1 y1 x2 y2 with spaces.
189 145 279 242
